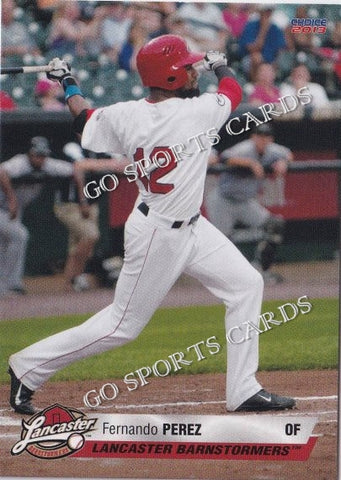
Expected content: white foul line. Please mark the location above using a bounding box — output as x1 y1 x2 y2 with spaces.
295 395 338 401
98 400 224 410
96 395 338 411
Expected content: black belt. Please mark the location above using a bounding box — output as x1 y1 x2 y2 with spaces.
138 202 200 229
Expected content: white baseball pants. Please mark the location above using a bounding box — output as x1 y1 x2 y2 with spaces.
9 206 263 411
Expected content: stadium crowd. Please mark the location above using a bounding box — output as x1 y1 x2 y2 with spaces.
1 0 341 109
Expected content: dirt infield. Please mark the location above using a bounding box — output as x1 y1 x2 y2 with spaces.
0 370 338 479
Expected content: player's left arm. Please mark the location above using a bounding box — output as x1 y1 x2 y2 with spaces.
203 51 243 111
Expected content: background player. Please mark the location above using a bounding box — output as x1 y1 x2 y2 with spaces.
53 142 101 292
206 123 293 283
8 35 295 415
0 137 73 296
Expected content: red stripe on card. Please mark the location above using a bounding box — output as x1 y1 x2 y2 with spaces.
73 437 318 461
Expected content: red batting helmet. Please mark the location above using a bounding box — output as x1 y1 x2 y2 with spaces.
136 35 205 91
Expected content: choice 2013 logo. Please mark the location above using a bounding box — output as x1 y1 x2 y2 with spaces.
291 17 327 34
11 404 97 459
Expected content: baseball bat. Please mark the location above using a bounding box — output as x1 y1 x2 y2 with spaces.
0 65 53 75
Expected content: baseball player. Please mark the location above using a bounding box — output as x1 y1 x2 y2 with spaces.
56 145 130 291
0 137 73 296
206 123 293 282
8 35 295 414
53 142 101 292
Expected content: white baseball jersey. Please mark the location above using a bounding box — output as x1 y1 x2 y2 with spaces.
82 94 231 218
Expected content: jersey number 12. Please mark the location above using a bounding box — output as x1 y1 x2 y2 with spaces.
133 147 177 194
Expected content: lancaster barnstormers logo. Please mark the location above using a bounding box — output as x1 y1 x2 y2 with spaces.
11 404 97 459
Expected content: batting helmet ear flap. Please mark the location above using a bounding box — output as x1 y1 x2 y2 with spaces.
137 34 204 91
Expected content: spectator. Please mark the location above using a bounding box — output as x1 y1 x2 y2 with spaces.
285 6 318 54
0 137 73 296
248 63 281 106
177 2 229 51
320 20 341 92
47 0 105 58
1 0 41 61
101 1 132 63
280 64 330 108
323 20 341 50
78 2 104 60
222 3 250 39
137 2 177 39
0 91 17 110
34 78 66 111
164 13 202 53
132 4 163 39
206 123 293 283
282 6 321 77
118 22 149 72
239 5 287 80
30 0 55 26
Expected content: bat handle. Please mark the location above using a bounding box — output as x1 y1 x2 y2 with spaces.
0 67 23 74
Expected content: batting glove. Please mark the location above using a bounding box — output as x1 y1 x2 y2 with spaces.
47 57 72 84
203 51 228 72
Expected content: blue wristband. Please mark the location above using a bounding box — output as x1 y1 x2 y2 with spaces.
61 77 84 100
64 84 84 100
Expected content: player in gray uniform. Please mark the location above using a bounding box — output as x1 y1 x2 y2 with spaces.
207 123 293 279
0 137 73 296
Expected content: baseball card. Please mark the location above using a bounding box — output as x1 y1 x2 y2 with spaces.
0 1 339 480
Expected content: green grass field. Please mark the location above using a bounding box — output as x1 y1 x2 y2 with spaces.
0 297 338 384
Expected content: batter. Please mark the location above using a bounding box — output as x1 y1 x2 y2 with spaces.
8 35 295 414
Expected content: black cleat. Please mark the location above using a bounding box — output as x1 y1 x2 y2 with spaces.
8 367 37 415
235 389 296 412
